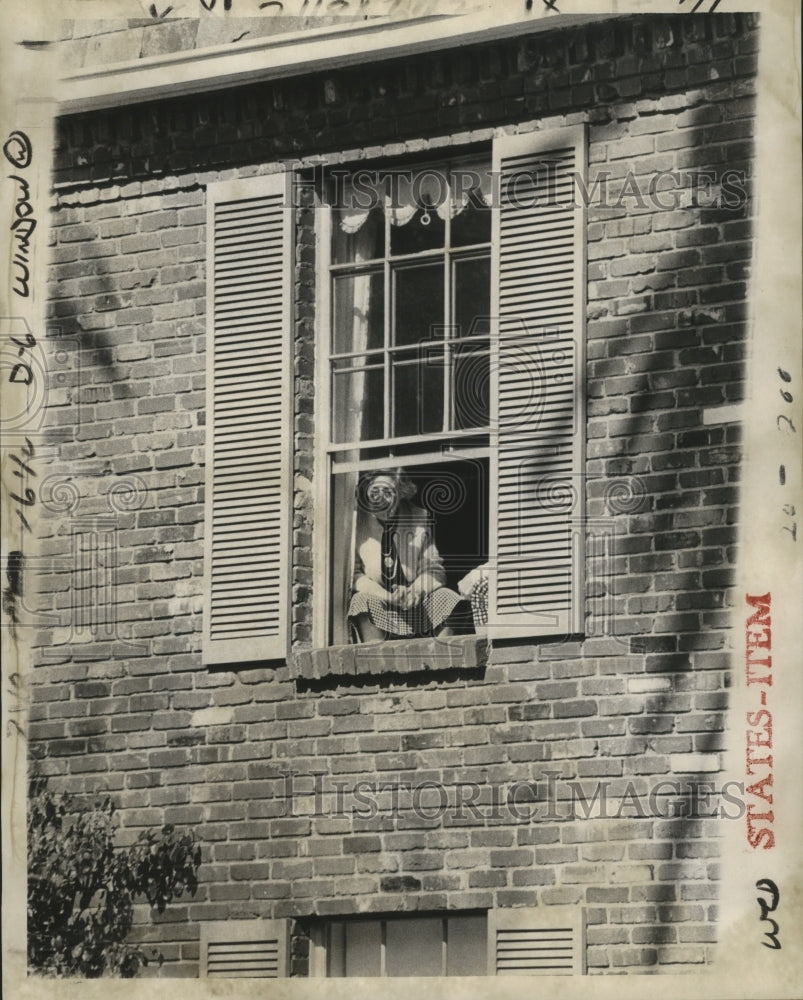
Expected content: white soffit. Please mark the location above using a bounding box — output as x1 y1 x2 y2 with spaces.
59 11 604 115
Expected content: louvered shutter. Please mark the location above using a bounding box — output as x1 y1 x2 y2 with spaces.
488 127 586 639
203 174 292 665
200 919 290 978
488 906 585 976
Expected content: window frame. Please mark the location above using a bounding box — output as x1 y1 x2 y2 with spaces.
312 126 587 653
313 152 495 649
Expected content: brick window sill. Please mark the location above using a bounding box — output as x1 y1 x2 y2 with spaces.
294 635 489 681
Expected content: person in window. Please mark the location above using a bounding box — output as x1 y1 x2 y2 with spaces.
348 469 466 642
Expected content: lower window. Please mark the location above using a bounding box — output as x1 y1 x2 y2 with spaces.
316 912 488 977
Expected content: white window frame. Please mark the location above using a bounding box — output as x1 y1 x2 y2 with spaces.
312 126 587 653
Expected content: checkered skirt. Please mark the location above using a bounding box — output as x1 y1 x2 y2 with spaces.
348 587 465 638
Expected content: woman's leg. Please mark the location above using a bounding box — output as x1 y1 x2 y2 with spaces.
352 613 387 643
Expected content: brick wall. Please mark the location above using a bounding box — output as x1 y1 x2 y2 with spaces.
31 13 757 976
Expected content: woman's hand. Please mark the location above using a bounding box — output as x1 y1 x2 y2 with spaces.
390 580 427 609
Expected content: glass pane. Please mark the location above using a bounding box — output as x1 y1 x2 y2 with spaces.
385 918 443 977
446 915 487 976
393 261 444 349
327 923 346 977
333 271 384 356
392 350 444 438
451 195 492 247
332 206 384 264
344 921 381 977
454 342 490 430
332 361 384 444
390 206 446 255
453 255 491 340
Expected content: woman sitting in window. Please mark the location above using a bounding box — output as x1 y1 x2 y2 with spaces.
348 469 466 643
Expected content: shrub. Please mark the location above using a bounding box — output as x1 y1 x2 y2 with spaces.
28 780 201 977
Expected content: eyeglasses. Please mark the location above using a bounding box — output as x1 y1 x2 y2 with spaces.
367 484 397 499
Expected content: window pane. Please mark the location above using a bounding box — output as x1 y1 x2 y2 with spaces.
344 921 381 977
332 361 384 444
453 255 490 339
385 918 443 977
451 196 492 247
393 261 444 349
390 207 446 255
454 342 490 430
333 271 384 356
453 255 490 430
446 915 487 976
327 922 346 977
392 350 444 438
332 206 384 265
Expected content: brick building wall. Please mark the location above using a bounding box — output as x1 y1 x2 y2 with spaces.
32 13 757 976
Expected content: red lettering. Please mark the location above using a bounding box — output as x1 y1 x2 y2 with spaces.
748 826 776 850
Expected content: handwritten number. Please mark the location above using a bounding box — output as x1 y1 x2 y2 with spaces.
755 879 781 950
778 367 791 382
10 333 35 351
10 488 34 507
776 414 796 433
761 919 782 950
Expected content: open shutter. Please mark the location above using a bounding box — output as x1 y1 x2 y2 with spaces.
203 173 292 665
200 919 290 978
488 127 586 639
488 906 585 976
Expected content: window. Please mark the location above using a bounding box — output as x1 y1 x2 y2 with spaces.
324 155 493 646
202 127 586 667
313 913 488 977
308 907 586 977
316 128 587 652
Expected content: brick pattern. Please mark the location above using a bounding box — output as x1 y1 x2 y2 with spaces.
31 13 758 978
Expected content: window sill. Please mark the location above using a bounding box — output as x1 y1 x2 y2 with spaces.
294 634 489 681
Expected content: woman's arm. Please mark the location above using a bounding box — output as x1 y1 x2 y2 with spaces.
352 533 392 600
407 517 447 598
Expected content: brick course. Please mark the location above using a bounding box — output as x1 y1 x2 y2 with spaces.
31 12 757 978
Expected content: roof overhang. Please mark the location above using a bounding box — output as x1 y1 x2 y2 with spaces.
59 10 606 116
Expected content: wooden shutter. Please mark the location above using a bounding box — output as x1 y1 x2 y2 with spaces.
203 174 292 665
488 127 586 639
488 906 585 976
200 919 290 978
